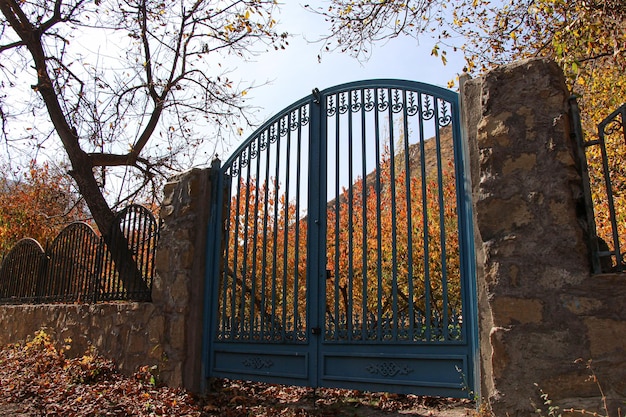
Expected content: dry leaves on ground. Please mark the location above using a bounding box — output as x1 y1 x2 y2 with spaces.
0 331 474 416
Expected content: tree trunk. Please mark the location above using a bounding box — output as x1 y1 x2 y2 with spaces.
66 145 150 296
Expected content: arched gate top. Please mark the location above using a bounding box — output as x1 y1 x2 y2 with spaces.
221 79 459 171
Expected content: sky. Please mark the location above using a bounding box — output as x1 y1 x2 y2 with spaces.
1 0 468 191
221 1 466 156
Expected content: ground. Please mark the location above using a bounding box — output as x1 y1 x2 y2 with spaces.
0 380 475 416
0 332 475 416
200 379 475 416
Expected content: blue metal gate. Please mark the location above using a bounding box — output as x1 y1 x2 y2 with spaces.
204 79 478 397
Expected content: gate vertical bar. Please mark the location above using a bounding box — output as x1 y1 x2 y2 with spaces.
309 89 324 387
281 124 293 341
240 148 253 337
359 88 368 342
373 89 384 342
249 136 262 339
331 90 341 342
387 87 400 342
202 158 222 388
434 100 450 341
347 91 355 340
292 107 305 339
459 74 480 395
418 92 432 341
402 89 415 341
270 129 281 340
597 105 626 269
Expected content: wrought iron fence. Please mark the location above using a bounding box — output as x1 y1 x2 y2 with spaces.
570 97 626 273
0 204 159 304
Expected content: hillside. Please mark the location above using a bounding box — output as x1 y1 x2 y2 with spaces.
327 125 455 208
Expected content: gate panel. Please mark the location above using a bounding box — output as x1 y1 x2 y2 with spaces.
207 97 316 386
206 79 478 397
317 81 476 396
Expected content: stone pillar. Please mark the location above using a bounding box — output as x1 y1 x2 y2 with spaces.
461 58 616 415
154 166 214 392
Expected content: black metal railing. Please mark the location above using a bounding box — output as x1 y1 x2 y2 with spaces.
0 204 159 304
570 97 626 273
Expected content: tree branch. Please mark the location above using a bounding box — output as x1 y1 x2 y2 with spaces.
87 152 150 168
0 39 24 52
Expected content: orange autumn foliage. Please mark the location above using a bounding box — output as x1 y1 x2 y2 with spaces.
222 141 462 339
325 148 460 327
0 162 86 256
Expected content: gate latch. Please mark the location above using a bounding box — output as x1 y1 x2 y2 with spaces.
311 327 321 335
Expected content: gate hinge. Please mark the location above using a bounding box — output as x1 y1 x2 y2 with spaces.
312 88 320 104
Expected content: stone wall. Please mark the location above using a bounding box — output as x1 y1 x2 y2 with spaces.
462 58 626 416
154 166 214 391
0 166 213 392
0 302 163 372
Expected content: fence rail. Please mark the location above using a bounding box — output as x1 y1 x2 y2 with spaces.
571 98 626 273
0 204 159 304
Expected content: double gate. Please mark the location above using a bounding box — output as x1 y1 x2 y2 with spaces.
204 79 478 397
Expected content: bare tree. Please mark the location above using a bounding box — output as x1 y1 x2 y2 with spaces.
0 0 286 290
306 0 447 62
308 1 625 77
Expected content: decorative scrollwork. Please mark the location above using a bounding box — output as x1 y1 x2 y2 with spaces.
249 141 258 159
602 117 624 136
392 89 403 113
326 95 336 117
366 361 413 377
230 160 239 176
269 124 278 144
259 131 268 151
279 117 288 137
296 327 308 342
290 111 299 131
406 91 418 116
242 357 274 369
239 149 249 169
364 89 375 112
422 95 435 120
351 90 362 113
277 106 311 132
338 92 349 114
377 88 389 112
438 100 452 127
448 314 463 340
300 105 310 126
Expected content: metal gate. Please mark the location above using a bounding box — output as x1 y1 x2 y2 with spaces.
204 79 478 397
